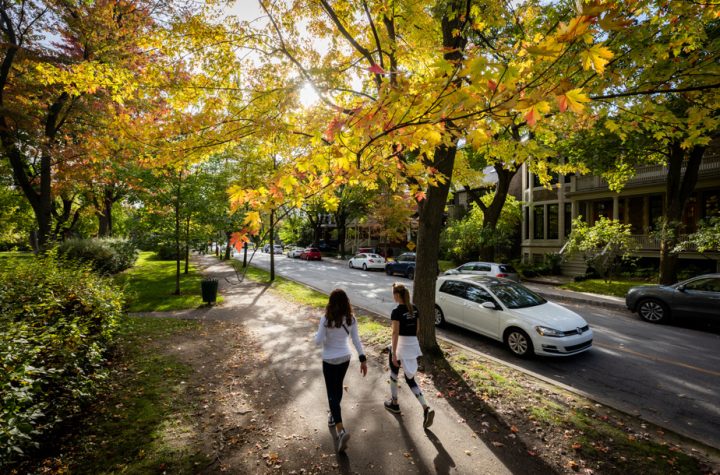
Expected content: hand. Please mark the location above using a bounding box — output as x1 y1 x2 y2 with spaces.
360 362 368 377
392 354 399 367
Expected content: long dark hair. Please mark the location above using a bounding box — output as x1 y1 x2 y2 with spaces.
325 288 354 328
392 282 414 316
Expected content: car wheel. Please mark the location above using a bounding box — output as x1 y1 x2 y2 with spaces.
638 298 670 323
434 306 446 327
406 267 414 280
349 261 353 268
362 263 367 271
505 328 534 358
386 268 393 276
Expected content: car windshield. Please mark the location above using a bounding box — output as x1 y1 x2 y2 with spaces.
488 282 546 309
368 254 382 258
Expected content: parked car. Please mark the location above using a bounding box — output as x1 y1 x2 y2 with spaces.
348 253 386 270
317 240 338 252
626 273 720 324
385 252 416 279
434 275 593 357
299 247 322 261
262 244 283 253
443 262 520 282
286 246 305 258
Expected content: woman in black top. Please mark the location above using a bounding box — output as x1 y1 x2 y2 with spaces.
384 283 434 428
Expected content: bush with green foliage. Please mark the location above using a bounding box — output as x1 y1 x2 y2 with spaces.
155 242 181 261
58 238 138 274
0 253 124 466
440 194 521 262
564 216 638 282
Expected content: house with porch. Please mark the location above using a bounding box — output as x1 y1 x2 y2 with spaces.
521 152 720 276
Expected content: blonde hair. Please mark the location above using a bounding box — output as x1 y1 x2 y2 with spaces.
392 282 413 315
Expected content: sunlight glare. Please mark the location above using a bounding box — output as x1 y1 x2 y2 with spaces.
299 83 319 108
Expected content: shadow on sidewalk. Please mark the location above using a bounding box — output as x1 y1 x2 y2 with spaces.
428 357 556 475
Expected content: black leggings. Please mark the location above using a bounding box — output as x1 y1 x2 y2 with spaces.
322 360 350 424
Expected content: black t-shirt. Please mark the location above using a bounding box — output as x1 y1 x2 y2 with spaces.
391 304 418 337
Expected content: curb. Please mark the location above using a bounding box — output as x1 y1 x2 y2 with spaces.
532 289 628 312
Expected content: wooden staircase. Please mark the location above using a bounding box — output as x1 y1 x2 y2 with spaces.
560 253 587 278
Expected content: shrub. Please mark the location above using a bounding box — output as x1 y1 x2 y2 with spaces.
155 242 181 261
58 238 138 274
0 253 124 466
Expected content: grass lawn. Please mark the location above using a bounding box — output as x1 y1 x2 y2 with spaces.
43 316 207 474
118 251 223 312
0 250 33 263
560 278 654 298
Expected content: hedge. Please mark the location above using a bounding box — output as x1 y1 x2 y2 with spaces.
58 237 138 275
0 253 124 466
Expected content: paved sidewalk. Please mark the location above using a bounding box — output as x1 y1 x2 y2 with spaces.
170 254 553 474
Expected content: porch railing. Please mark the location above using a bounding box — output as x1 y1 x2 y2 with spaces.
575 153 720 192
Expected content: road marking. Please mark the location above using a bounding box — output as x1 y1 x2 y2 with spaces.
594 342 720 377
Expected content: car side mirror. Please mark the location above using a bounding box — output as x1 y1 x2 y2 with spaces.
676 285 685 292
481 301 497 310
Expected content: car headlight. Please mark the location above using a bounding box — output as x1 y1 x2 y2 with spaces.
535 326 564 337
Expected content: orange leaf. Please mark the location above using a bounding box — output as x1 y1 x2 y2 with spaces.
487 79 497 91
524 107 540 127
368 63 385 74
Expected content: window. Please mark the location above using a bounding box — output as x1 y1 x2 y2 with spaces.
524 207 530 240
440 281 467 298
465 285 495 305
564 203 572 238
488 282 547 309
703 191 720 218
474 264 491 272
533 206 544 239
684 278 720 292
649 195 664 230
459 264 475 271
547 204 559 239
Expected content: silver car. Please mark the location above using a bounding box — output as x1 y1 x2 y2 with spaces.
443 262 519 282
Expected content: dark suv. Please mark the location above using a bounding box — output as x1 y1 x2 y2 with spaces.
385 252 416 279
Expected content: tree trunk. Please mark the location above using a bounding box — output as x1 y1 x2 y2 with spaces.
185 216 191 274
473 165 517 261
414 143 458 358
269 208 275 281
413 1 467 360
174 172 182 295
224 230 232 261
658 143 705 285
336 212 348 259
97 191 115 237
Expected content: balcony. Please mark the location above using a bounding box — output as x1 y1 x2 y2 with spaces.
575 153 720 192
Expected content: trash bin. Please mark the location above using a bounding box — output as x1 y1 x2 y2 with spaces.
201 278 218 304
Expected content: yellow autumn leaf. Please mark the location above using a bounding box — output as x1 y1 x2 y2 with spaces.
580 44 614 74
557 88 591 114
244 211 262 233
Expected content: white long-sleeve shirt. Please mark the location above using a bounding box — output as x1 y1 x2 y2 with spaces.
315 316 365 362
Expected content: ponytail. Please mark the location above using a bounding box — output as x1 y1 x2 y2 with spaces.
392 282 413 316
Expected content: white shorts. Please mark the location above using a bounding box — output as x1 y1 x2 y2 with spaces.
395 336 422 378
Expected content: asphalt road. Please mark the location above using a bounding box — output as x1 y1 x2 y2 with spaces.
239 251 720 450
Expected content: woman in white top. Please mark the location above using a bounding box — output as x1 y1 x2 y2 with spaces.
315 289 367 453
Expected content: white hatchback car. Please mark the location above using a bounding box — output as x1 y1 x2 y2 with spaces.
348 253 386 270
286 246 305 258
435 275 593 357
443 262 520 282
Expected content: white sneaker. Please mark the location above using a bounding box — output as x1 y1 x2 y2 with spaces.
336 429 350 453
